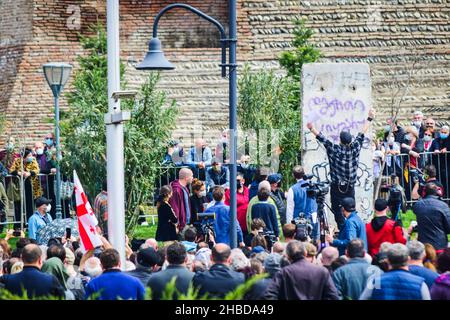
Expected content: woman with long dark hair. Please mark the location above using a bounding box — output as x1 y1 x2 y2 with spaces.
155 185 178 244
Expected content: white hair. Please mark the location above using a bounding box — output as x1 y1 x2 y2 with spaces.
11 261 24 274
230 248 250 271
84 257 102 278
441 125 449 132
414 111 423 117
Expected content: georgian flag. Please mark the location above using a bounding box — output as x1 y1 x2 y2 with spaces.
73 170 102 252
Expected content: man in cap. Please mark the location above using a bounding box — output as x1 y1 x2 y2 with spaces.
366 198 406 257
325 197 367 256
307 108 375 228
28 197 53 241
268 173 287 226
206 158 230 192
126 247 159 287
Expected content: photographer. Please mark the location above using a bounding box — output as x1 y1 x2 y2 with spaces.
286 166 320 242
325 198 367 256
203 186 244 247
411 164 444 200
307 108 375 228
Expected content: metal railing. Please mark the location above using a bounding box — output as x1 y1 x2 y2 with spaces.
375 150 450 205
1 173 74 229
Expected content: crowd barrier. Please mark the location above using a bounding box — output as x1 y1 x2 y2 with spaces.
0 173 74 229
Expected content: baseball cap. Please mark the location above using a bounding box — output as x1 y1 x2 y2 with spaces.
137 247 159 268
35 197 51 208
374 198 388 212
268 174 282 185
341 197 356 212
251 246 265 254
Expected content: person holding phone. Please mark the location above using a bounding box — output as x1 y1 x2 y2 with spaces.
28 197 52 241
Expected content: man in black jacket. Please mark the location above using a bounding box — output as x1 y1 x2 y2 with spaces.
147 242 194 300
126 246 159 287
412 183 450 251
264 240 339 300
0 243 65 299
192 243 245 298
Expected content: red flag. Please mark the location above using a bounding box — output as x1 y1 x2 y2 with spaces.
74 170 102 252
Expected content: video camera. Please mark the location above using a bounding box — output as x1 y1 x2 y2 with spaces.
301 174 330 198
258 230 277 249
292 214 313 242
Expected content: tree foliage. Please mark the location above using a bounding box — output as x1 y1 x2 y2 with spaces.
60 25 178 233
238 19 321 187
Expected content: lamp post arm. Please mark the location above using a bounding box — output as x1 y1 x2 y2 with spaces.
153 3 228 77
153 3 226 39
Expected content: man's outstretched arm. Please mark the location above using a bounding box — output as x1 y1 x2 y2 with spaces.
361 108 375 135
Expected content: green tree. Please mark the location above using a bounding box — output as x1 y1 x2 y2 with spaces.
278 18 321 108
60 25 178 233
238 19 321 187
238 65 299 187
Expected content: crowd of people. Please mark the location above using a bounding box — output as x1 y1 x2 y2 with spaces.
0 133 62 234
373 111 450 204
0 108 449 300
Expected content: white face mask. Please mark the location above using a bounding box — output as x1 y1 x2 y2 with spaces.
46 204 51 213
413 120 422 128
199 190 207 197
36 148 44 156
423 135 432 142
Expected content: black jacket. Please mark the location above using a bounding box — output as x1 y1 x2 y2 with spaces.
192 263 245 298
0 266 65 299
264 258 339 300
155 202 178 242
126 266 153 288
147 265 194 300
412 195 450 250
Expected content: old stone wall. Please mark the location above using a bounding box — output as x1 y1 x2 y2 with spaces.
0 0 448 149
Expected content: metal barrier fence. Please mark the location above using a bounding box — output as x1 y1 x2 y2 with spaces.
375 150 450 205
3 151 448 229
1 173 74 229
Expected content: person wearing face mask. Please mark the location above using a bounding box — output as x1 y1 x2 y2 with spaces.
411 111 426 139
156 185 179 244
34 141 56 200
44 133 54 149
225 173 249 234
400 126 424 201
0 138 21 171
382 134 402 177
27 197 53 241
307 109 375 229
429 126 450 199
206 159 230 193
189 179 209 228
9 148 42 226
384 118 406 145
186 138 212 181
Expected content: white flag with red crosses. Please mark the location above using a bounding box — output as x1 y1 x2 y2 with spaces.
73 170 102 252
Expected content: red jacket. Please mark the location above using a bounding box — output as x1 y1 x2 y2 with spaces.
366 217 406 257
169 180 190 232
225 186 249 233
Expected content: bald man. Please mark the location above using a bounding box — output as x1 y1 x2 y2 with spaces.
186 138 212 180
169 168 194 232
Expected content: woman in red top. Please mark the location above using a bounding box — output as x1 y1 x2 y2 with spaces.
225 174 249 234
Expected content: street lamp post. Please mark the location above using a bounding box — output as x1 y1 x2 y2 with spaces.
136 2 238 248
43 62 72 220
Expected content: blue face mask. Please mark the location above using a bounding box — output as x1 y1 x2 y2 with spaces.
440 133 448 140
45 138 53 147
26 157 34 163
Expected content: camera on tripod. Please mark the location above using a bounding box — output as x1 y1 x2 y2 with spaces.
292 213 313 242
301 174 330 198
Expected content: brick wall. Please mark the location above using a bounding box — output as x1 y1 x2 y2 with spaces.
0 0 449 148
